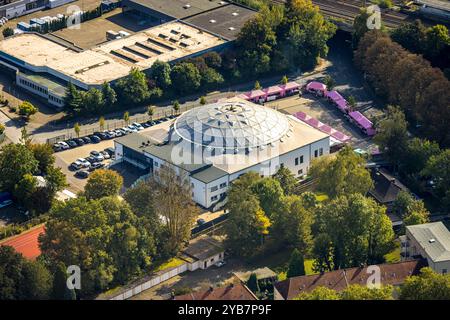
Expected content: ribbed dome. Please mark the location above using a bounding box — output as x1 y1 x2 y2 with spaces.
173 101 292 150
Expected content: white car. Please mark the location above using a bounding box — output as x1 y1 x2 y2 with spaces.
76 158 91 168
58 141 70 150
90 151 105 162
121 127 132 134
127 125 138 132
132 122 144 130
114 129 123 137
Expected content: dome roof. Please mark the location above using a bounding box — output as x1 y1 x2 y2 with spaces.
173 101 292 150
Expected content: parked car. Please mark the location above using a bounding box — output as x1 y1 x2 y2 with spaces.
67 140 78 148
59 141 70 150
197 218 206 226
94 132 108 140
106 131 116 139
85 156 97 164
75 170 90 179
100 151 110 159
89 162 105 171
82 136 92 144
114 129 123 137
127 125 138 132
121 127 132 134
104 147 115 157
53 143 62 152
75 138 85 146
70 161 82 170
76 158 91 168
90 135 101 143
215 261 226 268
146 120 156 126
90 151 104 162
132 122 144 130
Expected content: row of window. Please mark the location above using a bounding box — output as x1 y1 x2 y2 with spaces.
211 192 227 202
210 182 227 193
19 78 48 95
314 148 324 158
49 95 63 105
294 155 304 166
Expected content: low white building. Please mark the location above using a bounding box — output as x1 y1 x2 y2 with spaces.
401 222 450 275
114 99 330 209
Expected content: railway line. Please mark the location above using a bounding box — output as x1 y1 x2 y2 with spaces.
269 0 412 29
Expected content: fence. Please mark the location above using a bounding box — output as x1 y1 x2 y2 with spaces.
46 105 192 144
105 262 189 300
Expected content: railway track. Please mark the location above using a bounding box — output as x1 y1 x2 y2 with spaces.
269 0 411 28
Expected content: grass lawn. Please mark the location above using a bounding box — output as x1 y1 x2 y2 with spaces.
154 257 186 273
384 241 401 263
315 193 329 202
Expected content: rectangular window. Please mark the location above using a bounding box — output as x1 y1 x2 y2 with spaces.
298 169 303 175
211 195 218 201
319 148 323 156
300 155 304 164
211 186 218 192
314 150 318 157
295 157 299 166
220 182 227 189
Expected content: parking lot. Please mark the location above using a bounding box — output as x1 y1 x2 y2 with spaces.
54 138 115 193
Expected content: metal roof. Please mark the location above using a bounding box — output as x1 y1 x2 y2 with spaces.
407 222 450 262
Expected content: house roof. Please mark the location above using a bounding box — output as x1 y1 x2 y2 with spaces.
182 235 224 261
234 267 277 283
174 282 257 300
274 260 427 300
369 168 409 204
407 222 450 262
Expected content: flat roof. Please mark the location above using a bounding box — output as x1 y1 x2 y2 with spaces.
0 21 225 86
407 222 450 262
183 4 258 40
182 235 224 261
125 0 229 19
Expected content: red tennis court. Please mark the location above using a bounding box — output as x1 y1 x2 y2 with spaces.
0 224 45 260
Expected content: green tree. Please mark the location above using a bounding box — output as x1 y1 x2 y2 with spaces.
323 75 335 90
171 63 202 94
64 82 82 114
30 143 55 174
391 20 427 54
13 173 38 209
84 169 123 200
272 164 297 195
149 60 172 89
74 122 81 138
352 8 372 47
400 267 450 300
0 123 5 135
294 286 340 300
199 96 207 105
147 106 155 120
123 111 130 125
201 67 224 89
314 194 394 269
39 196 156 297
281 75 288 85
80 88 104 114
402 138 441 175
424 24 450 58
254 80 261 90
347 95 357 109
287 248 305 278
172 100 180 115
99 116 105 131
116 68 150 104
0 143 38 192
247 273 260 293
2 27 14 38
422 149 450 200
340 284 394 300
309 145 373 198
375 106 409 167
101 82 117 107
18 101 38 120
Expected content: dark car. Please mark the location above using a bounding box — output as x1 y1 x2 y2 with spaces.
94 132 108 140
104 147 115 157
197 218 206 226
75 170 90 179
75 138 85 146
89 162 105 171
67 140 78 148
90 135 101 143
85 156 97 164
146 120 156 126
82 136 92 144
52 143 62 152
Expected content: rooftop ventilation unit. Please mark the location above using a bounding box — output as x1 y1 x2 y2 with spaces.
228 27 235 31
209 19 216 23
232 12 239 16
429 239 436 243
183 4 191 9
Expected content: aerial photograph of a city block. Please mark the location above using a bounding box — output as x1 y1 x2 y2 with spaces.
0 0 449 313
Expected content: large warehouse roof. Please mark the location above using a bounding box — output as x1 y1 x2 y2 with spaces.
183 4 257 40
124 0 229 19
0 22 225 86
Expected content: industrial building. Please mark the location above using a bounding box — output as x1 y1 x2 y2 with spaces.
0 0 256 107
0 0 74 19
114 98 330 209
